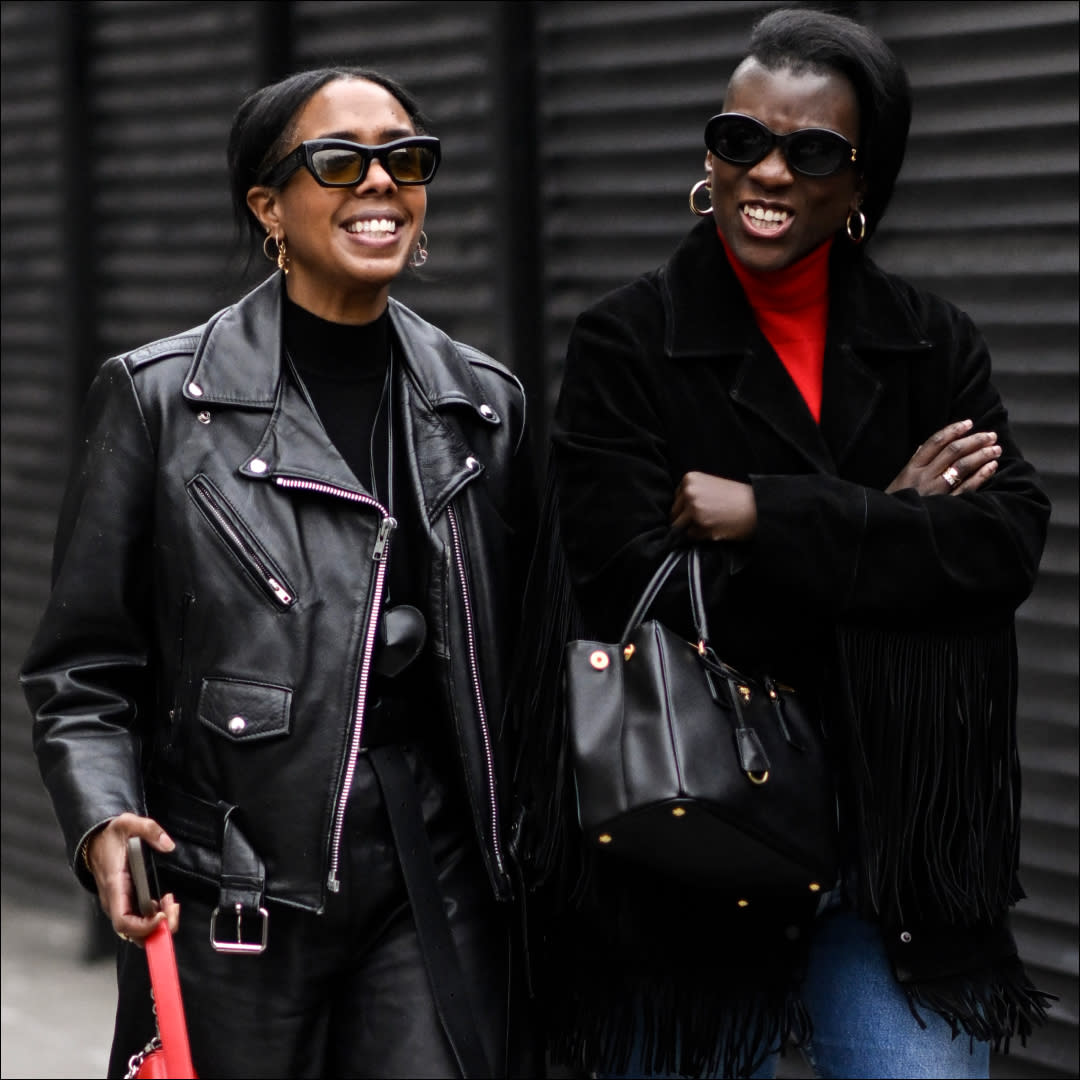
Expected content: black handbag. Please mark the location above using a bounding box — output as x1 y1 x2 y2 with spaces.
565 547 838 896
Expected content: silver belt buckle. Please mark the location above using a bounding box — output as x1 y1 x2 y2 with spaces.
210 901 269 954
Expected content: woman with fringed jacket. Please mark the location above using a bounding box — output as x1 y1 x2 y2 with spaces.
512 9 1052 1079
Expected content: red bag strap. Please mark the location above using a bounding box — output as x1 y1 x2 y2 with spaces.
144 921 197 1078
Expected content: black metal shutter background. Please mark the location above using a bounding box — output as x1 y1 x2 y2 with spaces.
290 1 502 357
0 0 81 903
87 0 262 363
537 2 1078 1077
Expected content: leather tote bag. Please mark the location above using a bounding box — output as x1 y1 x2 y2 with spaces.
565 548 838 896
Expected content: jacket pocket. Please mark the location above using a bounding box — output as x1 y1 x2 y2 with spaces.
197 676 293 743
187 474 296 608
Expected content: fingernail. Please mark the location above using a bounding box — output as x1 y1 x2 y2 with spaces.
961 419 973 429
159 832 175 851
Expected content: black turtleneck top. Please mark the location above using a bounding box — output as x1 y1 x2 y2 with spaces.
283 295 439 747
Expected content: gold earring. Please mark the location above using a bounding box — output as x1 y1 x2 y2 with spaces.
689 178 712 217
276 236 289 274
262 232 277 264
846 209 867 244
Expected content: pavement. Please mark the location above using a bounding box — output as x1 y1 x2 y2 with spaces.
1 890 115 1079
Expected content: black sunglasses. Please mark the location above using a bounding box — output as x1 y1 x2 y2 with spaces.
704 113 857 177
262 136 441 188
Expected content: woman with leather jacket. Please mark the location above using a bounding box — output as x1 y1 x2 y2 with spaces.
513 9 1051 1079
22 67 534 1078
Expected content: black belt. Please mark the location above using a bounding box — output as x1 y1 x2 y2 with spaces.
368 745 493 1079
146 783 268 954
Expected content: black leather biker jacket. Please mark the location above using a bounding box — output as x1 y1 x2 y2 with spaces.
23 274 535 911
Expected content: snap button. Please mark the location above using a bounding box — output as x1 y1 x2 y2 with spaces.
479 404 495 419
228 716 246 734
188 382 203 397
465 456 480 471
249 458 268 474
197 411 211 425
900 930 912 944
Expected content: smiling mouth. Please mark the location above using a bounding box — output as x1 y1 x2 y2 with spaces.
741 204 791 232
343 218 399 236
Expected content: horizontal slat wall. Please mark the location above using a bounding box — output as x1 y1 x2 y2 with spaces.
291 0 502 357
87 0 262 361
538 2 1078 1077
867 4 1078 1076
0 1 81 904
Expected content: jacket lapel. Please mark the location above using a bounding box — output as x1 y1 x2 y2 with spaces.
182 275 488 508
389 297 497 522
662 222 834 474
663 222 932 476
730 340 836 473
820 247 931 469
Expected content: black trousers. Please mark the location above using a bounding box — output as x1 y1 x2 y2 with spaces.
108 746 508 1078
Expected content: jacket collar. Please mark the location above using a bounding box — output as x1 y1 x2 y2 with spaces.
660 220 930 470
183 274 493 518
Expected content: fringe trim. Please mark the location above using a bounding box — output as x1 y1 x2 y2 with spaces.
506 461 587 895
547 972 811 1078
903 953 1055 1053
836 623 1023 927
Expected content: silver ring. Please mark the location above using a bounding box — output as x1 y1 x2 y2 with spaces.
942 465 960 489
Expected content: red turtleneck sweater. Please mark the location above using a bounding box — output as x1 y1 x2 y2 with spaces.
719 230 831 423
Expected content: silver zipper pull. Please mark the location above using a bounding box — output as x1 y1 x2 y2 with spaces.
266 577 293 605
372 515 397 561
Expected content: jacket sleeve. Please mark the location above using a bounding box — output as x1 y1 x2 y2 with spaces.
21 356 155 879
553 297 700 641
750 305 1050 622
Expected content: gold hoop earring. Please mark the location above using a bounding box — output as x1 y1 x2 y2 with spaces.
689 178 712 217
409 230 429 269
263 233 289 273
846 209 867 245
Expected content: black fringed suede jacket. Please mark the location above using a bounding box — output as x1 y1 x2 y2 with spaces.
547 219 1051 1038
23 274 535 912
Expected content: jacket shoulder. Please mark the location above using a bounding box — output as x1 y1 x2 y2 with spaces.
122 324 208 371
576 268 665 328
859 255 979 347
454 341 525 402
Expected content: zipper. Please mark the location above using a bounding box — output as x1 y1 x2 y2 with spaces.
446 504 505 879
273 476 395 894
189 476 295 607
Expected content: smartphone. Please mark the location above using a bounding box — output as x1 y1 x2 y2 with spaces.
127 836 157 917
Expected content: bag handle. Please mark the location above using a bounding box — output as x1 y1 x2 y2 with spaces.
619 547 711 647
144 921 197 1077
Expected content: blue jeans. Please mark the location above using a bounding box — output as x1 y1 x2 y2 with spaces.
606 907 990 1079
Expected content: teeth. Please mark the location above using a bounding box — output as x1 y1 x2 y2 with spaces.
742 205 790 225
344 218 397 234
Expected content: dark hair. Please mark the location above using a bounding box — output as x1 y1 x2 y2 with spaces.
744 8 911 239
227 66 431 246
